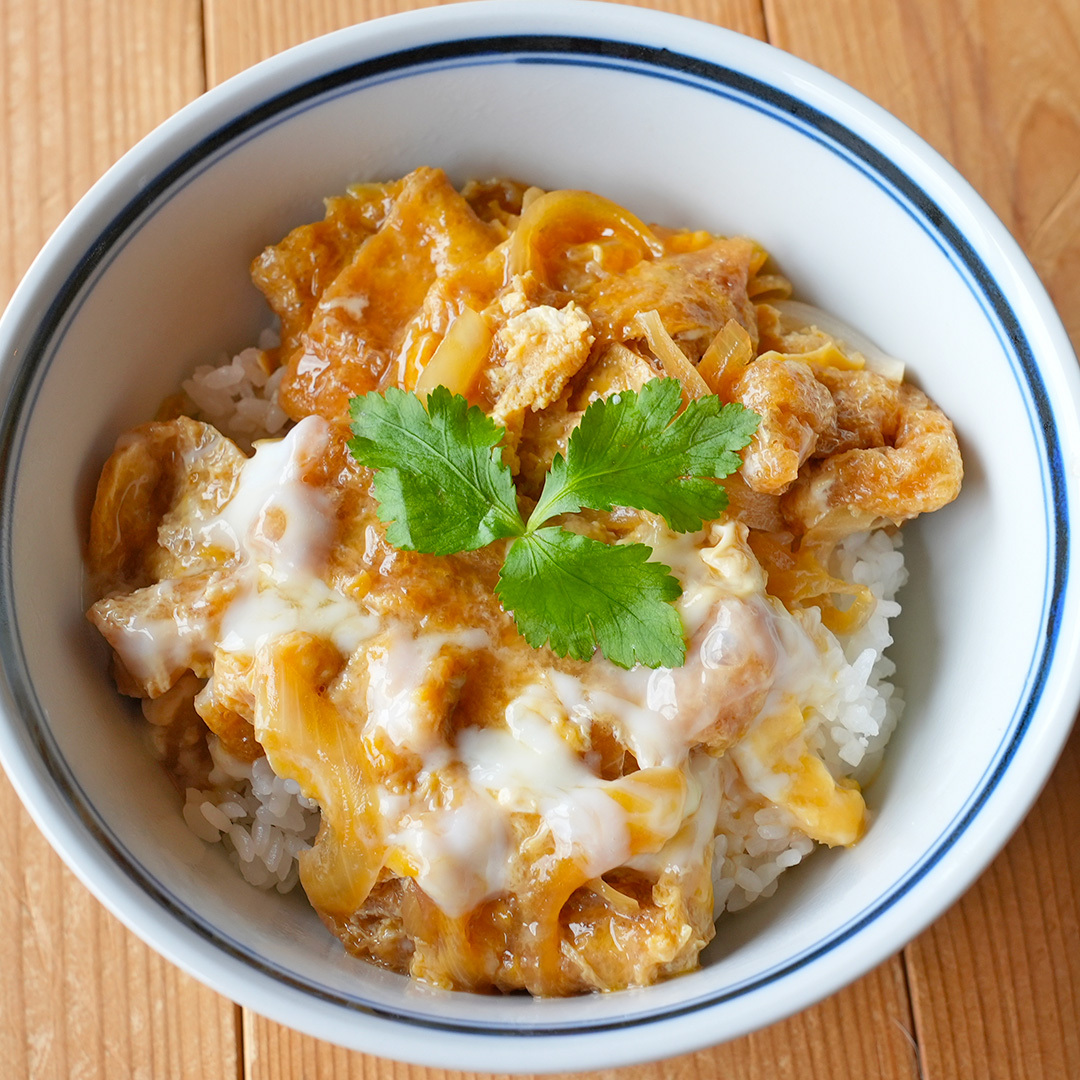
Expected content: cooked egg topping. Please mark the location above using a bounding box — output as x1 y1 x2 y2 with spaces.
89 413 868 992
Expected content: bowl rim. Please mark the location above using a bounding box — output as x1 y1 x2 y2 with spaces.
0 0 1078 1069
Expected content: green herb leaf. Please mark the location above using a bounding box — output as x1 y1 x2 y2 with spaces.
348 385 524 555
529 378 760 533
495 527 685 669
347 378 759 669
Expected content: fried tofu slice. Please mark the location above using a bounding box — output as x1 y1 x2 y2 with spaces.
276 167 504 422
87 416 246 596
487 302 595 427
251 181 402 359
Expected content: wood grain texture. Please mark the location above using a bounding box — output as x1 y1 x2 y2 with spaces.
0 0 206 297
765 2 1080 1077
0 1 239 1077
0 780 241 1080
243 956 918 1080
906 728 1080 1080
763 0 1080 369
202 0 765 87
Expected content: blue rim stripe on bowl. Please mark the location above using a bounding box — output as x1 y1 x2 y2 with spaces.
0 33 1067 1035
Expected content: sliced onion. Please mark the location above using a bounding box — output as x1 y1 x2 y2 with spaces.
520 185 545 212
698 318 753 397
634 310 710 401
414 307 492 398
585 877 641 916
772 299 906 382
255 636 384 918
747 272 792 301
508 189 664 281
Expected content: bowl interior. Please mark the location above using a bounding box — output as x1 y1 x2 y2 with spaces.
1 9 1075 1065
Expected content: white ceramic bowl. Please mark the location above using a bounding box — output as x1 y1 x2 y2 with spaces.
1 1 1078 1071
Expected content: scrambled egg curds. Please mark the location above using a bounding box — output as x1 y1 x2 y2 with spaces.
86 168 962 995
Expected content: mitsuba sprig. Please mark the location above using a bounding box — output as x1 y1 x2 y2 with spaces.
347 378 759 669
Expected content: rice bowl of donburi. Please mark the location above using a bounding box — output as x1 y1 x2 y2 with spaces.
0 1 1077 1070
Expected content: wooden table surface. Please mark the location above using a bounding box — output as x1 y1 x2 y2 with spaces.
2 0 1079 1077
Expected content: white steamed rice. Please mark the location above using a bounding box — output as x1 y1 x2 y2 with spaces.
182 737 320 893
711 529 906 915
180 329 288 447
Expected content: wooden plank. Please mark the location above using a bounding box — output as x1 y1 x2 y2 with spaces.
0 0 207 295
764 2 1080 1078
243 955 918 1080
203 0 765 87
0 780 241 1079
905 729 1080 1080
0 1 240 1077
